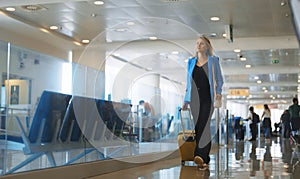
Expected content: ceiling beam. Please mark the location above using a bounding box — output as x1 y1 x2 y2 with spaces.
224 82 299 88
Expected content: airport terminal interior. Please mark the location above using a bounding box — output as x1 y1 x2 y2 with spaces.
0 0 300 178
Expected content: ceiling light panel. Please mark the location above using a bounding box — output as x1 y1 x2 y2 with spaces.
5 7 16 12
94 1 104 6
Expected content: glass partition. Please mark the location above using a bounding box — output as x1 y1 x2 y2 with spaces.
0 40 225 176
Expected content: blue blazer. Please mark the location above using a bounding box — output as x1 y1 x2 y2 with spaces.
184 56 224 103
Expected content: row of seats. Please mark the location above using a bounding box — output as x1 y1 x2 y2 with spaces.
7 90 133 174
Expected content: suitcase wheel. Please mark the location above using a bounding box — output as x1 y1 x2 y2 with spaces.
181 160 185 166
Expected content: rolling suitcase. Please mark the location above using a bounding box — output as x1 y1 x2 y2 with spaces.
178 108 196 165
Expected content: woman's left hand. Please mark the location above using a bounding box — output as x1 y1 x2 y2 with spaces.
216 94 222 100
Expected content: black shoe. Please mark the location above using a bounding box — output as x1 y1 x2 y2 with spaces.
248 138 256 141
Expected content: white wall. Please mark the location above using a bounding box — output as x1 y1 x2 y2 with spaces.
0 42 106 110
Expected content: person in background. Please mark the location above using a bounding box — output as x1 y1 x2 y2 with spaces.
280 109 290 138
289 97 300 142
139 100 154 117
182 35 224 170
228 114 234 139
248 106 259 141
261 104 271 142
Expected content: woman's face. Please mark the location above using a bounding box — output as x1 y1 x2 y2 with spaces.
196 38 208 53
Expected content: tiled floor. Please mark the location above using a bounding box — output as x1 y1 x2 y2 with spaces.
88 136 300 179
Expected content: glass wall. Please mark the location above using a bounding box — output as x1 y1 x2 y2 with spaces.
0 40 227 176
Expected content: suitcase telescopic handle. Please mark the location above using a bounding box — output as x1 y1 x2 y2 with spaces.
179 108 195 140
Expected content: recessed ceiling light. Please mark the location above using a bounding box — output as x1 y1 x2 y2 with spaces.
234 49 241 53
116 28 126 32
5 7 16 12
81 39 90 44
21 5 46 12
210 16 220 21
91 13 97 17
245 64 251 68
240 57 247 61
254 76 259 80
172 51 179 55
257 80 262 84
40 28 49 33
222 33 227 38
126 21 135 26
149 36 158 40
73 41 82 46
94 1 104 5
280 1 286 6
49 25 59 30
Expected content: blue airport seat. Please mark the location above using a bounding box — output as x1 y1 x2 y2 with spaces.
7 90 71 174
28 91 71 143
6 90 133 174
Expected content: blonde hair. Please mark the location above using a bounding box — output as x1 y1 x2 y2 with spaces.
194 35 213 57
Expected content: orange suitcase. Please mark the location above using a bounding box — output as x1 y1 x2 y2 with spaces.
178 108 196 165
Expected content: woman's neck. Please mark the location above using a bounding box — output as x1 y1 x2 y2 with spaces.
197 52 207 60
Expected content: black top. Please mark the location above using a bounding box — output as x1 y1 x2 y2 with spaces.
192 63 210 101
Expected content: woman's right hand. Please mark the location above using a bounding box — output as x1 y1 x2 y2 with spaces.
182 102 189 110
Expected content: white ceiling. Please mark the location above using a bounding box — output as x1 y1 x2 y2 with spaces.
0 0 299 106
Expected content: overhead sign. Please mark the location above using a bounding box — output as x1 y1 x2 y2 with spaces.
229 88 249 96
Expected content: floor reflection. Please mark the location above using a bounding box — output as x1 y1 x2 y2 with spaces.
72 137 300 179
180 166 210 179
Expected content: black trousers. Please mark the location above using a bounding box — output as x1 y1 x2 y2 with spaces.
250 123 258 139
190 99 213 164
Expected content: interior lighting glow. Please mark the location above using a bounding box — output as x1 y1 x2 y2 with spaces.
210 16 220 21
257 80 262 84
116 28 126 32
50 25 59 30
73 41 82 46
234 49 241 53
5 7 16 12
94 1 104 5
280 1 286 6
40 28 49 33
149 36 158 40
126 21 135 25
81 39 90 44
245 64 251 68
240 57 247 61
